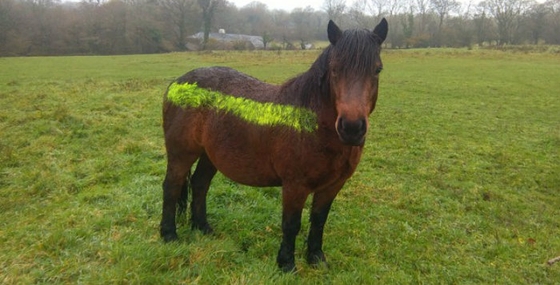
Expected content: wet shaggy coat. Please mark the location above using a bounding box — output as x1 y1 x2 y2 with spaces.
160 19 388 272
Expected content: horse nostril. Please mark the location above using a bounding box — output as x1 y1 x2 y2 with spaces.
355 119 363 131
337 117 344 130
360 118 367 132
352 119 367 136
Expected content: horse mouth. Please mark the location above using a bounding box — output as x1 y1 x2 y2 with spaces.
337 133 366 146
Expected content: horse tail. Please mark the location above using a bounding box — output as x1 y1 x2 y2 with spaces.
177 170 191 219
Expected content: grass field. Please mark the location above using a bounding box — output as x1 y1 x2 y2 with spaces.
1 49 559 284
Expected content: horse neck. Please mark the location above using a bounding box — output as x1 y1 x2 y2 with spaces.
280 49 334 114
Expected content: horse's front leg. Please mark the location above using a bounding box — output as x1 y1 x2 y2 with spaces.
277 186 309 273
306 185 343 267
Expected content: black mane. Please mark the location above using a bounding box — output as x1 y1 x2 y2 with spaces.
278 48 331 110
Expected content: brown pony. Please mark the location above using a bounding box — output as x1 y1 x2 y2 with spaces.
161 19 388 272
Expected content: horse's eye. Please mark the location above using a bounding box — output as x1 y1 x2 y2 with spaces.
375 67 383 74
331 69 338 77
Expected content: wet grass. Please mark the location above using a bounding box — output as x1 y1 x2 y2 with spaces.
1 49 559 284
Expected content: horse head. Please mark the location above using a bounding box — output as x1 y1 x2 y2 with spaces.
327 19 388 146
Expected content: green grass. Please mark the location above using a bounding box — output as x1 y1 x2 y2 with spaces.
1 49 559 284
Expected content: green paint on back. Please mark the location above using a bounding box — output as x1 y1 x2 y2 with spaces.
166 82 318 132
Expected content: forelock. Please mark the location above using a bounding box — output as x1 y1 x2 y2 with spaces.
329 29 381 77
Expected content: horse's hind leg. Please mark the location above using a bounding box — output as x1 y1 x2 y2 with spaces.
160 154 199 242
190 153 217 234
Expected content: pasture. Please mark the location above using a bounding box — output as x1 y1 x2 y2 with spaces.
1 49 559 284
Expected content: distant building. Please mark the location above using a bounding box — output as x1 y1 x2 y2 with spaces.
187 32 264 50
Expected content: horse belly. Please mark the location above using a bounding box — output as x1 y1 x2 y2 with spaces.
202 119 282 187
212 156 281 187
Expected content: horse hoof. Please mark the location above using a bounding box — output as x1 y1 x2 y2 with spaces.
307 251 328 267
279 262 297 273
162 233 178 243
201 226 214 235
310 260 329 270
192 223 214 235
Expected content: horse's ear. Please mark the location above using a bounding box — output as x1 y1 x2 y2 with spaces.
373 18 388 44
328 20 342 45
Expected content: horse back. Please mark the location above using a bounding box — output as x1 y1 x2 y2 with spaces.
175 66 279 102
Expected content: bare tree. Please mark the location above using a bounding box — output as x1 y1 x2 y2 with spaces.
0 0 16 54
473 8 493 45
480 0 532 45
290 6 318 48
240 1 273 36
158 0 200 50
387 0 405 16
198 0 224 49
323 0 346 23
431 0 461 30
526 2 549 44
347 0 375 28
430 0 461 46
239 2 275 48
416 0 431 33
369 0 404 16
401 7 414 47
268 9 292 44
369 0 385 16
543 0 560 43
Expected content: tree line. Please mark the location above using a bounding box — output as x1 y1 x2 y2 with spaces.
1 0 559 56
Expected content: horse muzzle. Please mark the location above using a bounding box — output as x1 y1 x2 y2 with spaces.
336 117 367 146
